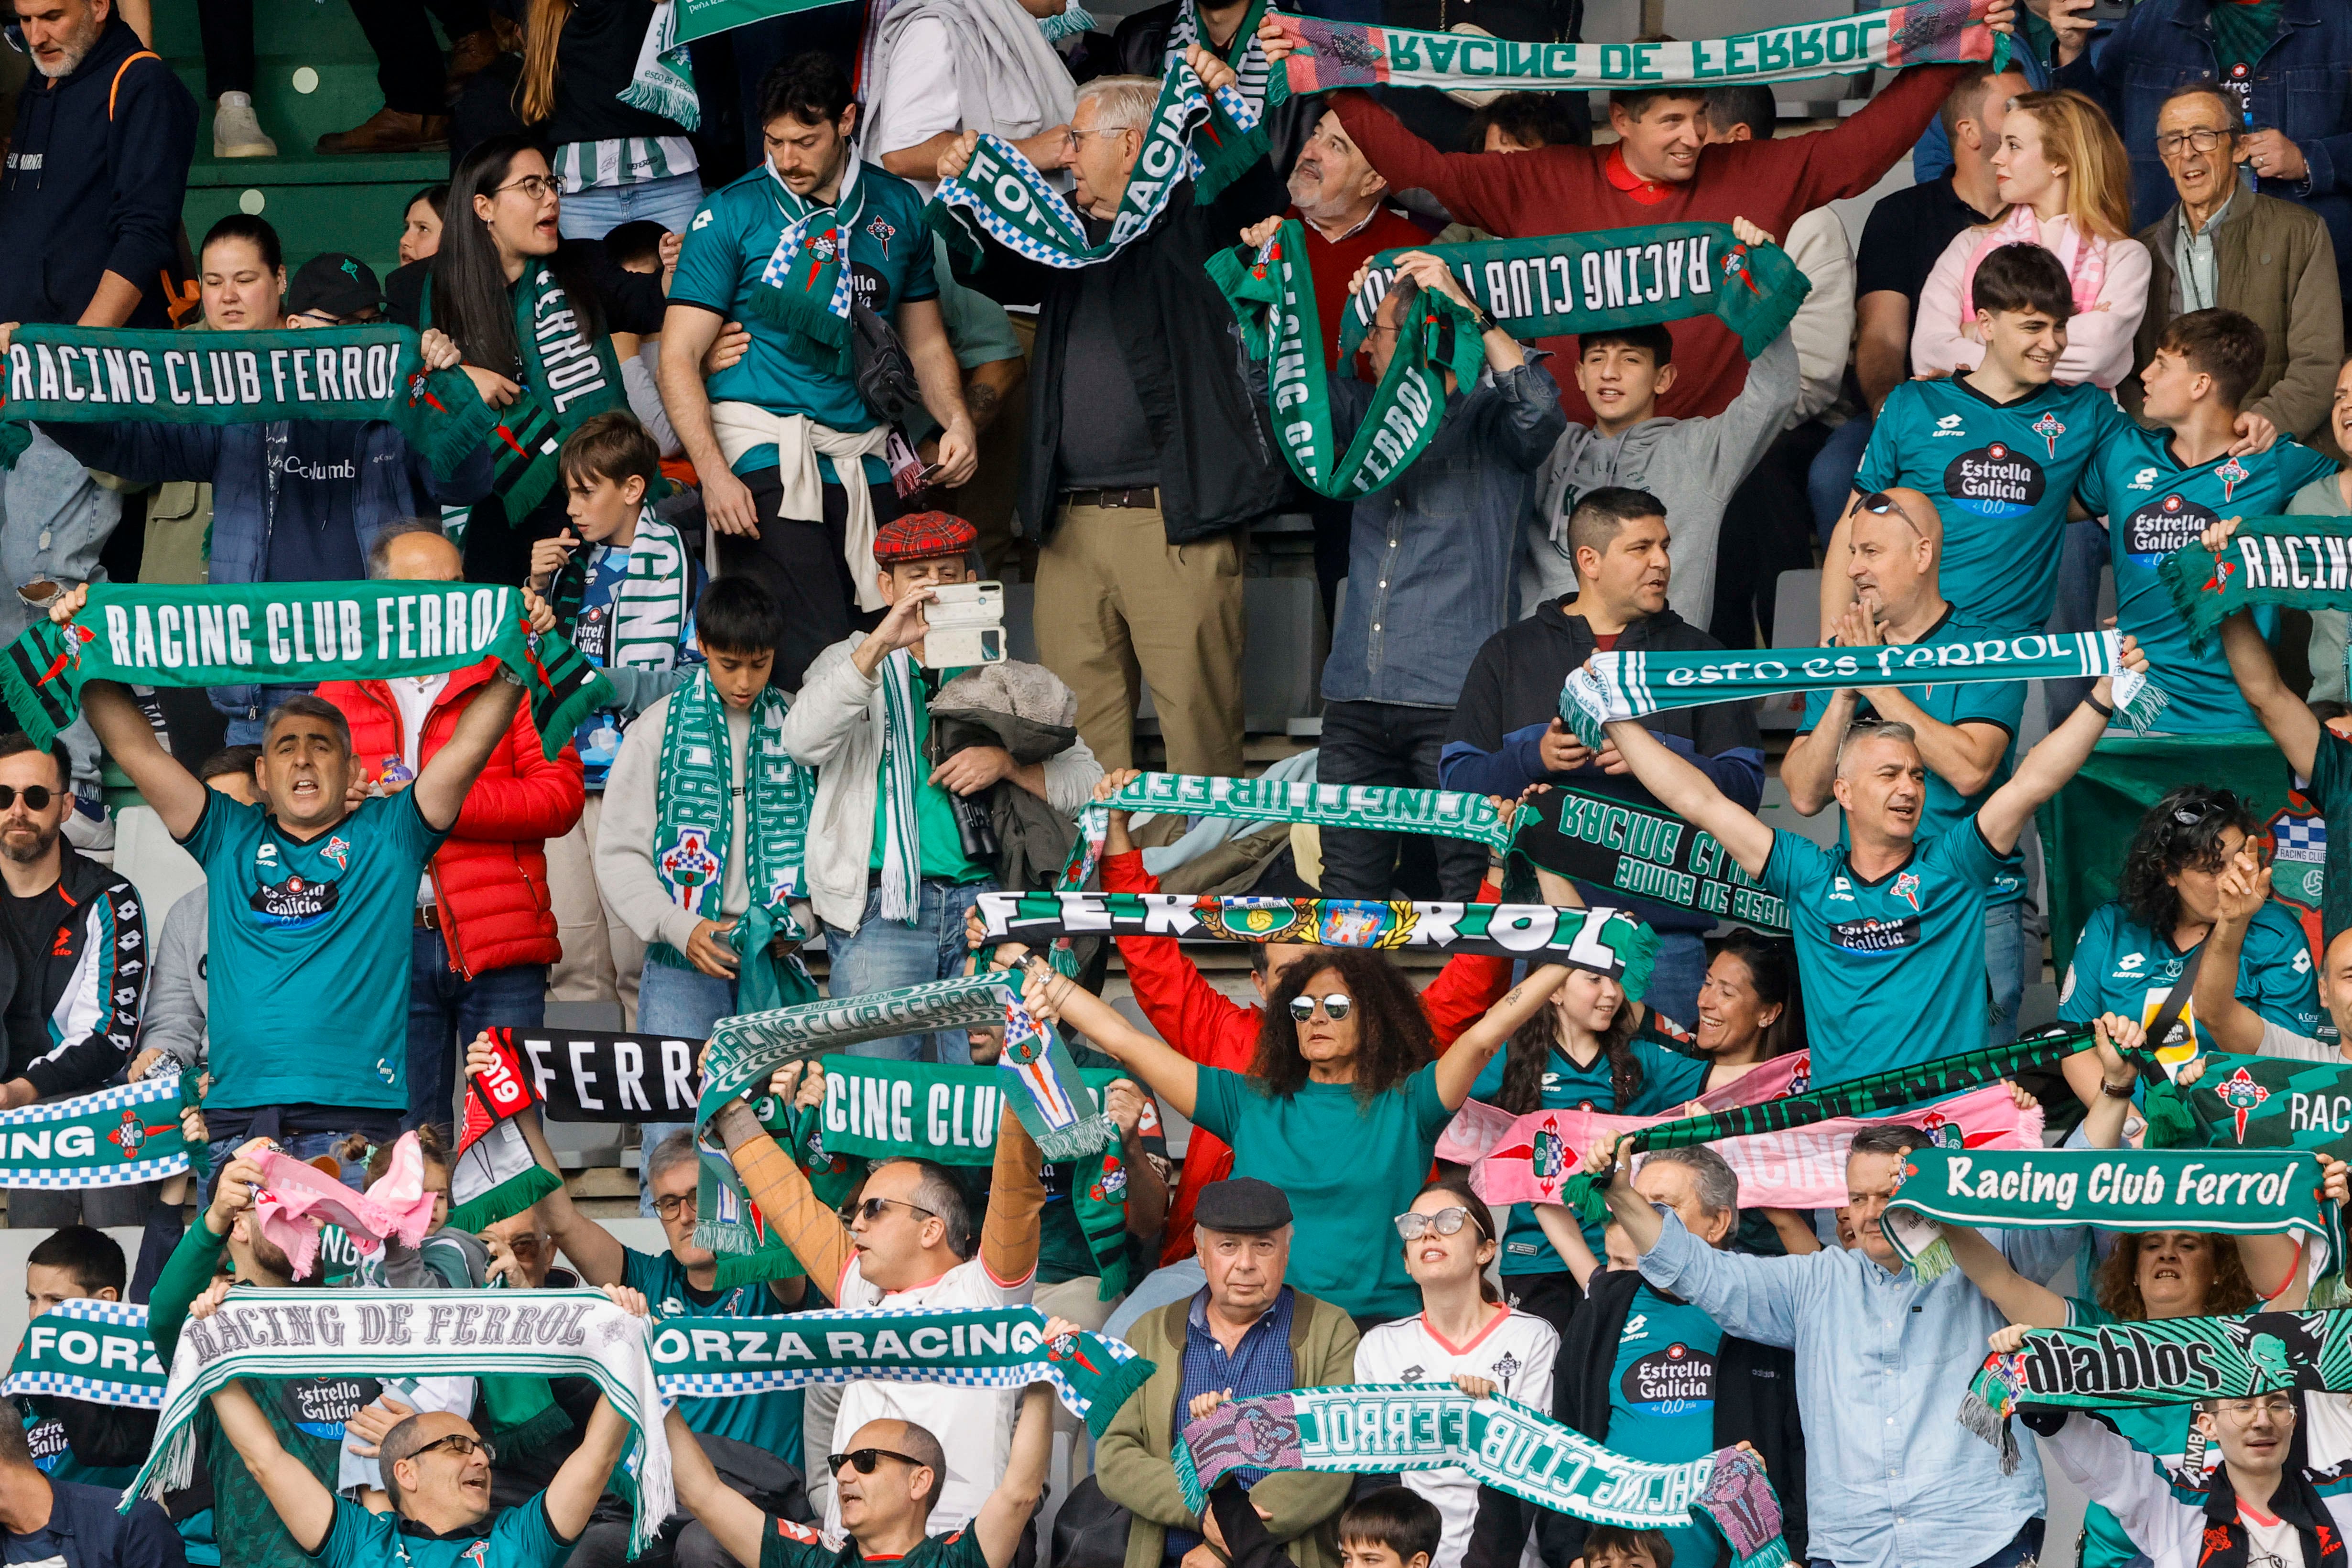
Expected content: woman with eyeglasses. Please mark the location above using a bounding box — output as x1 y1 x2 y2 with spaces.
1018 943 1578 1329
2056 784 2322 1107
1355 1176 1557 1568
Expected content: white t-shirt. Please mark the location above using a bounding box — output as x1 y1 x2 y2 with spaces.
2236 1500 2302 1568
824 1250 1035 1536
2259 1019 2351 1064
1354 1309 1560 1568
861 19 958 199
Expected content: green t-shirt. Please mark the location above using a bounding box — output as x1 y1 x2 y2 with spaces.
2306 726 2352 950
1761 824 2020 1084
670 161 940 477
761 1516 992 1568
1857 376 2131 633
180 790 445 1112
312 1492 572 1568
1189 1061 1456 1321
621 1248 805 1461
2058 898 2322 1069
1798 606 2029 906
867 666 988 886
2075 427 2334 734
2207 0 2283 126
1607 1285 1726 1568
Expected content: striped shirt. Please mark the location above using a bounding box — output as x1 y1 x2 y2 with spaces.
552 135 699 194
1164 0 1268 108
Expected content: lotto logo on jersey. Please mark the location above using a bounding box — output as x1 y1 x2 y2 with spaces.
1944 441 2045 518
2128 467 2160 491
1933 413 1967 437
2124 493 2220 565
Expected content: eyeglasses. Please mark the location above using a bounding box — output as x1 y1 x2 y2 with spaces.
830 1448 929 1475
841 1195 936 1226
2212 1396 2296 1420
2157 128 2230 156
1857 491 1925 538
1288 993 1353 1022
651 1191 699 1221
494 174 558 201
1063 126 1135 147
413 1433 496 1464
0 786 55 811
1394 1206 1485 1241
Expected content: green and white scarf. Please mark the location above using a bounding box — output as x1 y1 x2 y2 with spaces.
1178 1387 1792 1568
1332 225 1810 368
0 324 498 481
1559 629 2164 749
650 1303 1153 1438
750 154 866 377
651 667 812 977
928 59 1262 273
0 582 608 761
551 508 694 674
2147 1056 2352 1164
876 651 928 923
1086 772 1519 853
2158 515 2352 650
1511 781 1790 933
620 0 700 129
1882 1146 2345 1298
1262 0 2007 100
0 1071 195 1190
3 1300 165 1407
127 1287 673 1555
1208 218 1485 499
1162 0 1273 180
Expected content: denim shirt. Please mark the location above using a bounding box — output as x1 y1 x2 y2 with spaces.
1639 1214 2063 1568
2059 0 2352 302
1321 358 1565 708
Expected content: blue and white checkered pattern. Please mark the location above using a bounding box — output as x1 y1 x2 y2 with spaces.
2277 815 2328 860
756 160 862 319
0 1072 189 1188
4 1300 162 1407
0 1071 180 1128
34 1298 149 1330
1 1370 165 1407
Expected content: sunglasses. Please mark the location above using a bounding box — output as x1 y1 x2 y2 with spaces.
840 1195 936 1226
1856 491 1925 537
830 1447 928 1475
1395 1206 1485 1242
2172 792 2239 827
1287 993 1353 1022
0 785 55 811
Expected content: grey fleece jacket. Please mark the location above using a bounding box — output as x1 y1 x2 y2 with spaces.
1531 328 1799 625
143 884 207 1071
596 694 767 955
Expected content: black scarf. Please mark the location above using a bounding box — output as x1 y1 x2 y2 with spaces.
2200 1458 2346 1568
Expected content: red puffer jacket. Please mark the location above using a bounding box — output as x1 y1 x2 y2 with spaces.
319 661 585 978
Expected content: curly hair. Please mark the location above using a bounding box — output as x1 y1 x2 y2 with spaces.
2117 785 2258 935
1252 948 1434 1103
2093 1231 2256 1321
1496 972 1638 1115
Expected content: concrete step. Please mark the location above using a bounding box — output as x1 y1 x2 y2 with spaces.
184 150 446 280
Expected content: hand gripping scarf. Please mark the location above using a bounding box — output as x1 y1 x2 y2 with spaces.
2144 1057 2352 1165
1961 1308 2352 1475
971 891 1659 997
749 153 867 378
1207 218 1485 499
2157 515 2352 652
1436 1051 1815 1174
0 1071 197 1190
548 508 695 674
1558 628 2164 750
4 1300 166 1408
0 582 608 760
927 58 1264 272
1262 0 2005 100
0 325 499 482
1167 0 1272 119
1509 781 1790 933
251 1136 438 1280
1329 225 1810 370
127 1287 674 1556
650 1303 1153 1438
1176 1386 1793 1568
1883 1146 2345 1298
651 667 813 971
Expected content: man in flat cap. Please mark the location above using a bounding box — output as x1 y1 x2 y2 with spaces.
781 511 1102 1058
1096 1179 1359 1568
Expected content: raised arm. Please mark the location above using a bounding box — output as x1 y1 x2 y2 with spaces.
2189 857 2273 1055
1434 963 1572 1110
664 1407 768 1568
2219 606 2321 778
709 1068 858 1292
1018 959 1202 1119
973 1384 1055 1568
465 1035 626 1284
546 1387 638 1538
979 1113 1046 1287
1781 693 1859 818
1975 636 2147 854
412 670 530 833
1940 1222 2069 1327
209 1379 336 1551
1601 717 1775 876
46 588 207 834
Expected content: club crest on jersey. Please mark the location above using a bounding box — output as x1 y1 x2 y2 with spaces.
322 835 350 871
1892 871 1922 911
865 214 896 258
2215 456 2250 502
2032 412 2064 457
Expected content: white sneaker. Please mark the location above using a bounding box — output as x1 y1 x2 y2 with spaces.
213 93 278 158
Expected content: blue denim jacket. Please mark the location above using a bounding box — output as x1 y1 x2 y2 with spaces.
2057 0 2352 300
1321 358 1564 708
1640 1213 2062 1568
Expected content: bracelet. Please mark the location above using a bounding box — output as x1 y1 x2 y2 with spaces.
2082 693 2114 720
2098 1077 2135 1100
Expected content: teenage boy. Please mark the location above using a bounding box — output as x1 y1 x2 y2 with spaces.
18 1228 155 1490
596 576 807 1195
532 411 704 1028
781 511 1101 1060
2075 309 2334 733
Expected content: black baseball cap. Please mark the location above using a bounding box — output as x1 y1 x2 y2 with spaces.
288 253 383 322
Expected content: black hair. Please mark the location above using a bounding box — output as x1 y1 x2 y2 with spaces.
261 693 354 756
2119 785 2260 935
196 745 262 785
1711 930 1802 1061
1971 241 2076 323
433 134 605 381
0 1401 28 1468
1577 322 1674 367
602 219 669 272
1584 1527 1675 1568
1338 1488 1443 1563
0 731 71 792
875 1157 976 1258
759 51 854 130
1567 486 1669 568
695 575 785 656
1409 1173 1502 1305
201 214 284 275
407 184 449 219
2158 306 2267 411
1849 1124 1935 1160
1701 84 1775 141
1463 92 1589 152
26 1225 125 1296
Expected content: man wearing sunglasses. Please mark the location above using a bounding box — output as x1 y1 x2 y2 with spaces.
0 732 150 1229
199 1285 650 1568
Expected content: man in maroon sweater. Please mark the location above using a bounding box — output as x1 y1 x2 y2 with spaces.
1261 3 2015 423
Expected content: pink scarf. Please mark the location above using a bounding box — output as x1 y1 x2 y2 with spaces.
1958 205 2109 322
252 1133 438 1279
1439 1082 2043 1211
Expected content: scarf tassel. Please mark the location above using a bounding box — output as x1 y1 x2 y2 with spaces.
1906 1234 1956 1283
745 283 856 379
1956 1384 2022 1475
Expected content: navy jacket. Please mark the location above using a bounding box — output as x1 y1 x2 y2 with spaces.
2057 0 2352 302
1 1478 187 1568
0 16 196 327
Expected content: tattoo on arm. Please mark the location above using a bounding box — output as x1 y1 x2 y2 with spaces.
965 378 1003 430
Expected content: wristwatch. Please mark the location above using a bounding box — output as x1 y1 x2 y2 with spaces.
1466 303 1497 333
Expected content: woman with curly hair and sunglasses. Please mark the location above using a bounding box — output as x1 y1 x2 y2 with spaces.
2057 784 2321 1106
1018 940 1581 1329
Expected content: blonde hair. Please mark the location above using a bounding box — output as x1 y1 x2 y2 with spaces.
2001 89 2134 243
517 0 569 124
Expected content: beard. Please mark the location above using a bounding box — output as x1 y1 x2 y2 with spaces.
0 820 59 865
31 15 103 77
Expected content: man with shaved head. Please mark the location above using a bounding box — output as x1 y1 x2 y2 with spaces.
1781 485 2033 1044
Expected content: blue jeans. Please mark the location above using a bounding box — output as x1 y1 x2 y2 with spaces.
408 929 546 1134
226 683 322 746
823 878 998 1062
1810 414 1875 548
1103 1258 1205 1340
1984 900 2026 1047
635 955 737 1216
1641 931 1708 1031
558 172 705 240
2046 518 2109 719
